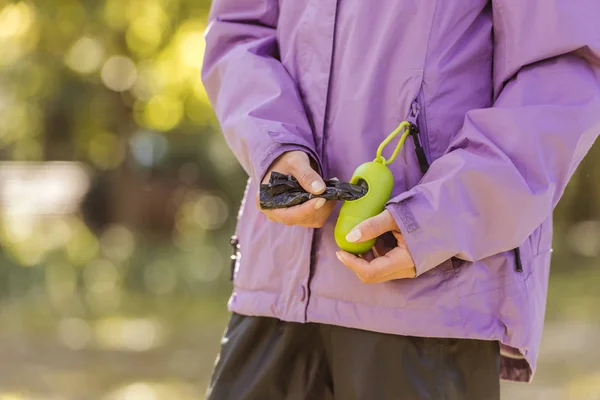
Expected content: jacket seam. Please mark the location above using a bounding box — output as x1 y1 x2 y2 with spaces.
420 0 440 81
235 286 453 312
319 0 340 165
494 0 511 85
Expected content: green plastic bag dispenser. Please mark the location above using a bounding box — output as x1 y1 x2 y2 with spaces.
334 121 413 254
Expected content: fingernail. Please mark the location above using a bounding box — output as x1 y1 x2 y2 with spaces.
311 181 325 193
314 198 326 210
346 229 362 243
336 251 344 262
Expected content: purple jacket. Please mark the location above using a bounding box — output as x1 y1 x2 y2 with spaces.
202 0 600 382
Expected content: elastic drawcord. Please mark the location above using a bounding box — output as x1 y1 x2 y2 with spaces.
374 121 411 165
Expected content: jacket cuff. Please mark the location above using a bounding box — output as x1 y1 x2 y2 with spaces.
386 190 457 277
255 142 322 184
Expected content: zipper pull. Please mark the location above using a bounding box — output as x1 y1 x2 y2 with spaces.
408 101 421 124
407 101 429 174
409 123 430 174
514 247 523 272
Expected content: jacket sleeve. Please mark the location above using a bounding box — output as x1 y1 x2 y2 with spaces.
201 0 320 183
387 0 600 276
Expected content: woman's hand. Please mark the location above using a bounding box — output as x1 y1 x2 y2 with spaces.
336 210 417 283
257 151 336 228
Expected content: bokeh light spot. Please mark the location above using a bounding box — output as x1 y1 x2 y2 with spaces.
143 95 183 131
179 32 205 69
88 130 124 170
95 317 165 352
104 383 156 400
130 131 168 167
100 225 136 262
66 36 105 75
193 194 229 230
84 259 120 295
58 318 92 350
126 18 164 56
0 2 35 38
101 56 138 92
568 220 600 258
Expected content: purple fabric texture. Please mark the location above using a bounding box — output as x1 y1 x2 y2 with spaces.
202 0 600 382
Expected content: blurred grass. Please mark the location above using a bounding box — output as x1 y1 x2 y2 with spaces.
0 244 231 399
0 247 599 399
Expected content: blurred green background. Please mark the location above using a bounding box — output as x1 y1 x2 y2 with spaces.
0 0 598 399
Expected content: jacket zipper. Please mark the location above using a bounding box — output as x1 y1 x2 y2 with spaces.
319 0 341 164
406 100 430 174
306 0 340 320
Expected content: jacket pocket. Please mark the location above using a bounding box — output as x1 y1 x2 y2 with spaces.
514 219 552 275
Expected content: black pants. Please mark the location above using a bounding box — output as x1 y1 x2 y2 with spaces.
206 313 500 400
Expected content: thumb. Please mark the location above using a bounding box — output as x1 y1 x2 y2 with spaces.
290 156 326 195
345 210 398 243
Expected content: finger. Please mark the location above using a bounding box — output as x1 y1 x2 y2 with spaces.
345 210 398 244
288 155 326 195
302 199 336 228
362 249 377 262
337 250 405 284
392 230 405 243
337 247 414 284
267 198 326 225
294 198 336 227
336 250 373 282
366 248 416 281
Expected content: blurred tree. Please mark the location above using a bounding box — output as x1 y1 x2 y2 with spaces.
0 0 246 306
0 0 248 223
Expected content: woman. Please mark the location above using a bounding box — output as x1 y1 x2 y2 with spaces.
201 1 600 398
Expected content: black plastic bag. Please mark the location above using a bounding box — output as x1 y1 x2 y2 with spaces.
259 172 367 210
